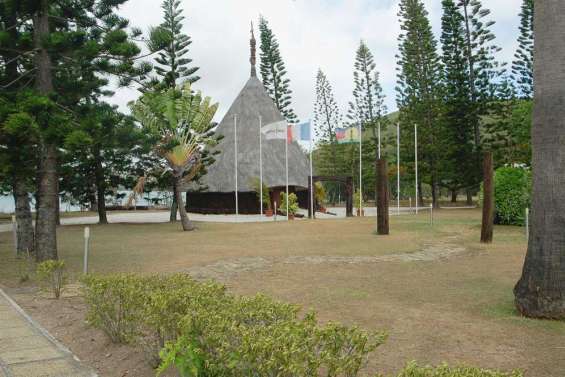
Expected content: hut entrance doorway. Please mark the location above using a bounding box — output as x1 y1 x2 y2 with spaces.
308 176 353 218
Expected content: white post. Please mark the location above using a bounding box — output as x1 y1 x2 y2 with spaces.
274 201 277 222
415 124 419 214
12 215 17 256
285 126 289 221
259 116 263 217
309 121 314 220
83 227 90 274
377 121 381 159
234 115 239 220
430 204 433 226
359 122 363 216
397 123 400 215
525 207 529 241
409 197 412 213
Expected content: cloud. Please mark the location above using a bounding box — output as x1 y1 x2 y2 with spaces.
109 0 522 122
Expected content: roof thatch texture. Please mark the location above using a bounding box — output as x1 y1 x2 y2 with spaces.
184 76 309 193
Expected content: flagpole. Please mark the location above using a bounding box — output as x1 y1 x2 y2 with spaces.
286 125 289 221
415 123 418 214
309 121 314 220
359 122 363 216
259 116 263 217
397 123 400 215
378 121 381 159
234 115 239 221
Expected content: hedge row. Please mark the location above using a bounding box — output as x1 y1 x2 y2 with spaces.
82 273 386 376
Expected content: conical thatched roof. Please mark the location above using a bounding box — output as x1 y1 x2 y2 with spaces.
185 75 309 193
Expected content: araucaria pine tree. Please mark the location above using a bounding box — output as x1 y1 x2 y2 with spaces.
347 41 388 156
457 0 501 148
149 0 199 89
258 16 298 124
512 0 534 99
314 69 342 144
396 0 443 208
440 0 478 201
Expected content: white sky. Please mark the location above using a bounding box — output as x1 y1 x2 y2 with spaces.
109 0 522 122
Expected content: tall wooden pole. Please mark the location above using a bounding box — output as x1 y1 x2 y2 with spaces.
377 159 389 235
481 151 494 243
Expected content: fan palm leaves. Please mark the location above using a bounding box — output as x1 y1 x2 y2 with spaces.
130 83 219 231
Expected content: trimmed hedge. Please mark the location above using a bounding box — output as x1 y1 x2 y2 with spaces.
82 273 386 375
494 167 531 226
395 362 523 377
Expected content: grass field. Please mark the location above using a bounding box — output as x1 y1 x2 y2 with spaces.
0 209 563 376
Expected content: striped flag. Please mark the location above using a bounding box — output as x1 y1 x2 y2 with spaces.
336 126 359 144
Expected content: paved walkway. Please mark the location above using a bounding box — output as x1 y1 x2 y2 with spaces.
0 289 96 377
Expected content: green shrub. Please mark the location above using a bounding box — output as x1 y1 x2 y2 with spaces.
159 294 386 377
82 273 387 375
395 362 523 377
249 177 272 210
36 260 66 299
279 192 299 216
81 274 147 343
493 167 531 225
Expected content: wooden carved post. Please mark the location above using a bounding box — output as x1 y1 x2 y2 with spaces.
481 151 494 243
345 176 353 217
308 176 313 219
377 159 389 235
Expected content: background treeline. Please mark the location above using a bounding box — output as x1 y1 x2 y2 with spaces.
313 0 533 207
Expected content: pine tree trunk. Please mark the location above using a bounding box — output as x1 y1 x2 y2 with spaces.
94 151 108 224
33 0 58 261
13 176 34 256
466 189 473 205
174 176 194 231
170 179 178 222
431 173 439 209
451 190 457 203
480 152 494 243
418 181 424 208
514 0 565 319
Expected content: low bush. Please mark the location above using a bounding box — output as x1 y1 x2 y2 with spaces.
493 167 531 226
279 192 299 216
395 362 523 377
82 274 147 343
81 273 386 376
36 260 66 299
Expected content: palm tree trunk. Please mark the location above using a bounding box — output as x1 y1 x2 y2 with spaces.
13 176 34 256
174 176 194 231
33 0 58 261
170 179 178 222
514 0 565 319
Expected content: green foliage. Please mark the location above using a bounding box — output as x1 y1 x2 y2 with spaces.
259 16 298 124
512 0 534 99
314 181 327 206
36 260 66 299
354 188 365 208
149 0 200 89
159 294 386 377
493 167 531 226
314 69 342 144
279 192 299 216
82 273 385 376
394 361 523 377
249 176 271 210
82 274 147 343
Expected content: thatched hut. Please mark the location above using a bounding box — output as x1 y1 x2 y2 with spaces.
184 27 309 214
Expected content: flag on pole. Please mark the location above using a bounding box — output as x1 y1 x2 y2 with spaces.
337 126 360 144
262 120 287 140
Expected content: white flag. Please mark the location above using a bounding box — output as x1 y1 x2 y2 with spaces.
261 120 287 140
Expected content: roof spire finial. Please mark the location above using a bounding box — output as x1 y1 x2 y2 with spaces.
250 21 257 77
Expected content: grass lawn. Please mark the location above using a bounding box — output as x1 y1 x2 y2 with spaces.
0 209 563 376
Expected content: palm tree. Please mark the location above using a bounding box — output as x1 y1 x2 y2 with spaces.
514 0 565 319
131 83 218 231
